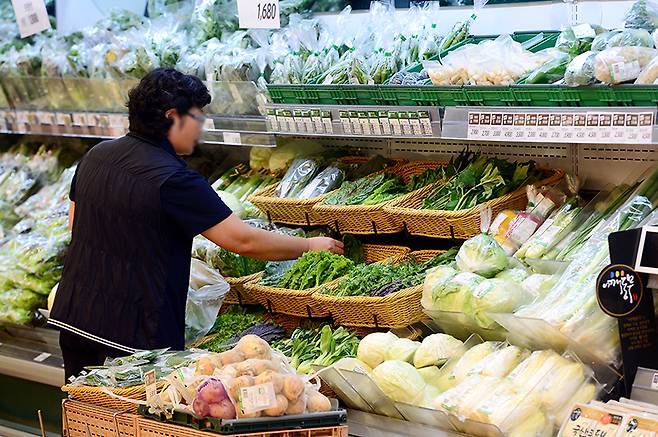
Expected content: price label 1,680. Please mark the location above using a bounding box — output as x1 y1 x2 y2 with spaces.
237 0 280 29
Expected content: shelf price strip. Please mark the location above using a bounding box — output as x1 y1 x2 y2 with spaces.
467 111 654 144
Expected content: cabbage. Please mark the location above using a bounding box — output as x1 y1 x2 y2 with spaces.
433 375 491 414
357 332 398 369
432 272 484 313
507 350 565 392
334 358 372 375
467 279 532 328
418 366 443 386
481 388 543 432
495 267 529 283
456 234 509 278
535 360 586 414
215 190 246 218
421 265 458 310
413 334 465 368
420 384 442 408
372 360 426 404
448 342 497 385
508 411 553 437
268 141 323 173
555 383 597 424
386 338 420 364
467 345 528 378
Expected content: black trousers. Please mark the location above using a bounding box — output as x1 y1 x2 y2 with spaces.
59 330 126 382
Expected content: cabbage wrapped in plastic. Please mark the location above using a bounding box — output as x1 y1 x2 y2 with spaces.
431 271 484 313
386 338 420 364
624 0 658 31
467 345 528 378
471 379 542 431
495 267 529 283
564 51 598 86
508 411 553 437
467 279 533 328
421 264 458 310
456 234 509 278
607 28 655 48
591 31 622 51
521 274 557 300
555 383 597 423
535 357 587 414
447 341 497 385
413 334 465 368
372 360 426 404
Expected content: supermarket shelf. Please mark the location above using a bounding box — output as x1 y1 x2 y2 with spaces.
442 106 658 144
632 367 658 405
0 324 64 387
347 409 468 437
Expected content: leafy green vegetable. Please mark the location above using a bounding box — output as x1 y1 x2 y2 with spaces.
198 306 268 352
274 251 355 290
272 325 359 374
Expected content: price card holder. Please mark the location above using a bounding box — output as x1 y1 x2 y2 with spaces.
339 111 351 135
302 110 313 133
292 109 304 133
282 110 294 133
321 110 333 134
266 109 278 132
599 113 613 142
561 113 575 141
399 112 412 136
419 111 432 136
389 111 401 136
311 109 323 134
350 111 362 135
585 112 600 142
536 113 550 141
512 113 526 141
358 111 370 136
598 228 658 396
222 132 242 145
626 113 640 144
638 112 654 144
368 111 381 136
524 113 538 141
379 110 391 136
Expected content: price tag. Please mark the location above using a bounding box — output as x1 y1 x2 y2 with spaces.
144 369 163 408
222 131 242 144
237 0 280 29
598 113 613 142
467 112 482 139
479 113 493 139
33 352 51 362
15 111 28 133
11 0 51 38
389 111 401 136
266 109 279 132
340 111 351 135
368 111 381 135
558 404 624 437
512 113 526 141
350 111 362 135
321 110 333 134
282 110 294 132
490 113 503 140
419 111 433 136
638 112 654 144
626 113 640 144
72 112 87 126
585 112 600 142
357 111 370 135
379 111 391 136
302 110 313 133
203 118 215 130
399 112 412 136
548 113 562 141
525 113 538 140
409 112 422 136
239 383 277 414
624 415 658 436
311 109 323 134
536 113 550 141
292 109 305 133
573 113 587 141
561 113 575 141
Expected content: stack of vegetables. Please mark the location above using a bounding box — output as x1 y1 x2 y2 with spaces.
0 147 71 325
210 164 278 219
155 335 334 419
345 332 599 437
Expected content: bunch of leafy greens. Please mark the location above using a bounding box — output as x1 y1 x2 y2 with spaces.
198 306 268 352
423 155 543 211
272 251 355 290
323 173 408 206
326 247 458 297
272 325 359 374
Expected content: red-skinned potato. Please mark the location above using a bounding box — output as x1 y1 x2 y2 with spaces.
209 399 236 419
193 397 210 417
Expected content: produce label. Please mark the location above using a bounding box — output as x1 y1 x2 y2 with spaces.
596 264 644 318
237 0 280 29
322 110 333 133
558 404 625 437
623 415 658 436
609 61 641 84
239 382 277 414
222 132 242 144
11 0 50 38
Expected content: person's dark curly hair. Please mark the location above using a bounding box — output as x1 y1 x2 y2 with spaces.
127 68 211 141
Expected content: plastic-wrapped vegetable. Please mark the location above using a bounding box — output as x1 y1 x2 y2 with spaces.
466 279 533 328
606 28 654 48
624 0 658 31
276 158 321 198
520 52 573 84
594 46 658 83
456 234 509 278
591 31 621 52
635 55 658 83
556 24 606 55
297 166 345 199
564 51 596 86
431 271 484 313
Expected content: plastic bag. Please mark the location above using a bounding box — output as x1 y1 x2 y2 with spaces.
635 55 658 83
591 31 621 52
520 52 573 84
276 158 321 198
556 24 605 55
297 166 345 199
606 28 654 48
624 0 658 31
564 51 598 85
594 46 658 83
185 259 230 346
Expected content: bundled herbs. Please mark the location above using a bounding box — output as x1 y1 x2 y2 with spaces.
323 173 407 206
423 155 544 211
198 306 269 352
325 247 458 297
272 325 359 374
271 251 355 290
223 323 286 348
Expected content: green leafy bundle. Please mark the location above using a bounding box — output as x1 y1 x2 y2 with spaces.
323 172 408 206
423 155 544 211
272 325 359 374
273 251 355 290
198 306 269 352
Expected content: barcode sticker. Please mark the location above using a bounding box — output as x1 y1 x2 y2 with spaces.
222 131 242 144
610 61 641 83
33 352 51 362
11 0 51 38
239 383 277 414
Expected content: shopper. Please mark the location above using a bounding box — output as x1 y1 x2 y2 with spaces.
50 68 344 380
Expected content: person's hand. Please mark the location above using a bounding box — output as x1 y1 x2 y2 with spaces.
307 237 344 255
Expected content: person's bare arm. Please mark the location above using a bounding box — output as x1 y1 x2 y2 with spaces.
68 201 75 230
202 214 343 260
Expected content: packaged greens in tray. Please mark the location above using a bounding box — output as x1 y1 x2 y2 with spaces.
297 166 345 199
276 158 321 198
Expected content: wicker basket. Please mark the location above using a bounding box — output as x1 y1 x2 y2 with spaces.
224 272 262 305
384 168 565 239
136 419 348 437
312 250 444 329
245 244 409 318
62 399 139 437
62 382 165 413
312 160 447 235
248 156 401 227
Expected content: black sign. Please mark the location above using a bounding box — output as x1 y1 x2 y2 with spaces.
596 264 644 317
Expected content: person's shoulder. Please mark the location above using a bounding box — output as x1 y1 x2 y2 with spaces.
164 166 209 188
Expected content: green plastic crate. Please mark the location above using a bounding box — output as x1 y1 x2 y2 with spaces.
379 85 469 106
463 86 518 106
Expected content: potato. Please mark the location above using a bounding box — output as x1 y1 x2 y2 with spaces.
228 375 254 401
285 396 306 415
306 391 331 413
219 349 245 366
255 370 284 394
236 335 272 360
208 399 236 419
263 394 288 417
199 379 228 404
282 375 304 401
235 359 274 377
196 356 215 376
193 397 210 417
